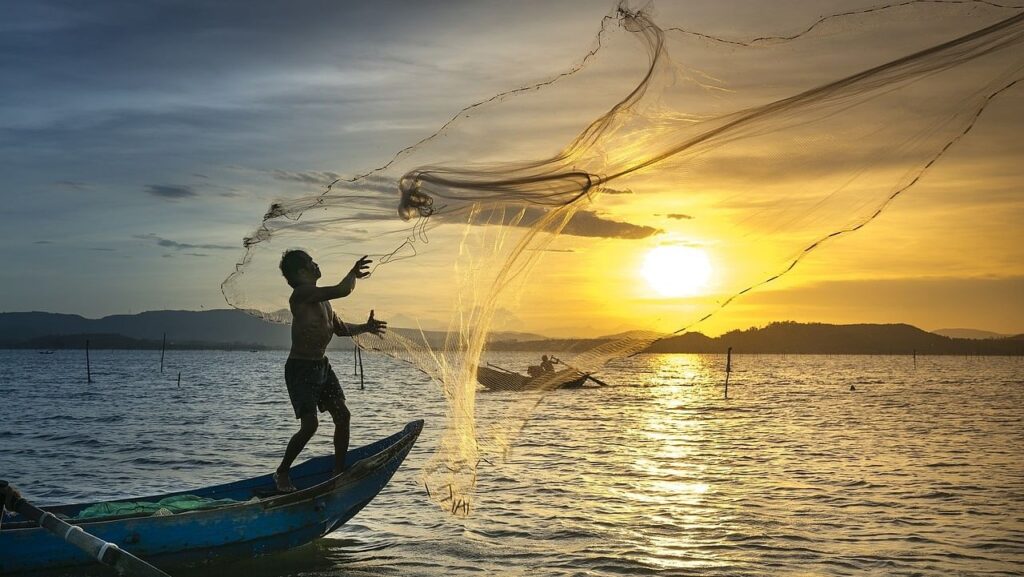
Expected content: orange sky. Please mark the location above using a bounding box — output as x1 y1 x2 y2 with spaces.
3 1 1021 337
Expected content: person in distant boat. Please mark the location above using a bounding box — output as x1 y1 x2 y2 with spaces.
273 250 387 493
540 355 556 373
528 355 557 377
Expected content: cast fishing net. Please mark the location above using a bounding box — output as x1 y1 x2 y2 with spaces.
222 1 1024 514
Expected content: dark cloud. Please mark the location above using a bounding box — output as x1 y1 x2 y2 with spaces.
33 240 53 244
146 184 197 200
346 175 399 196
456 206 660 239
563 210 661 239
600 187 633 195
53 180 92 191
135 233 236 251
258 175 400 223
270 171 398 197
88 247 115 252
665 213 693 220
263 198 657 240
270 170 342 186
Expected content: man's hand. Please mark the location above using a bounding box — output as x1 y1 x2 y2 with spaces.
347 256 372 280
325 255 373 301
365 309 387 338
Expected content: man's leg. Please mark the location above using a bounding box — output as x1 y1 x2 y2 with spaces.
276 412 318 491
325 400 351 475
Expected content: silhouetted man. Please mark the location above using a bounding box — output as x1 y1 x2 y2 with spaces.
274 250 386 493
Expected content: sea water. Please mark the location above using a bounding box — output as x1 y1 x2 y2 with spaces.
1 350 1022 576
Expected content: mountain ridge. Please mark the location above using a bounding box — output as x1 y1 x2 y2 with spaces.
932 328 1012 340
0 310 544 351
1 311 1020 354
490 321 1024 355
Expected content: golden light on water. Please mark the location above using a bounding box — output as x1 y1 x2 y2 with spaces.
623 354 719 571
641 245 713 297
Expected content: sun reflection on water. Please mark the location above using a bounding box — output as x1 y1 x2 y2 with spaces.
648 353 721 400
620 354 725 570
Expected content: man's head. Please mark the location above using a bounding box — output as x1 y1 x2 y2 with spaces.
542 355 549 362
280 250 321 288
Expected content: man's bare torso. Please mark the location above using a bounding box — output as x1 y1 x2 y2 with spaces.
289 295 336 360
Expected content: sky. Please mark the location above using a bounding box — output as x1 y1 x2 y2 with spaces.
2 0 1022 337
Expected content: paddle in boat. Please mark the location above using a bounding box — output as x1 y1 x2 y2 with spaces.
0 419 423 575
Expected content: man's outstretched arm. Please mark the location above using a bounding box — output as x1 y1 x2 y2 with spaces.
294 256 372 304
334 309 387 338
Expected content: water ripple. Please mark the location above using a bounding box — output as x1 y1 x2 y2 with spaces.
1 351 1022 577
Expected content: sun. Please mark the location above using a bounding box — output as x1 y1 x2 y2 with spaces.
641 245 713 297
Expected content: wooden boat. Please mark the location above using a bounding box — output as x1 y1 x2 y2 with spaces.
477 366 590 391
0 420 423 574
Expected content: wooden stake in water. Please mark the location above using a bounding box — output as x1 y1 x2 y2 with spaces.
177 371 181 388
86 339 93 384
913 348 917 369
724 346 732 400
160 332 166 373
357 345 365 390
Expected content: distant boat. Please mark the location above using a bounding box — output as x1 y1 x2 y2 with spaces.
37 351 54 355
477 366 590 391
0 420 422 574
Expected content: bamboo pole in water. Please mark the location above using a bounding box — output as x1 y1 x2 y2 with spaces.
160 332 166 373
357 345 365 390
724 347 732 400
86 339 92 383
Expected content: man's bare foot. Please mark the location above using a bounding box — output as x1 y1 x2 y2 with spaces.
273 470 297 493
332 455 348 477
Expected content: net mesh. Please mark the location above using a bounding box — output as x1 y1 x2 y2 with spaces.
222 1 1024 515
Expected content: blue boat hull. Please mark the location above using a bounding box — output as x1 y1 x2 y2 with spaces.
0 420 423 573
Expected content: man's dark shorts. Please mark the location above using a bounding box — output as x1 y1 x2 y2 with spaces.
285 358 346 419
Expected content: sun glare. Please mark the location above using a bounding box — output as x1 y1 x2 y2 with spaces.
641 246 713 297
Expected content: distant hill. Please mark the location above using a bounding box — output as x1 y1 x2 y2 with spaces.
2 312 1020 354
15 333 265 351
932 328 1011 339
491 321 1024 355
0 310 292 349
0 310 546 351
642 322 1023 355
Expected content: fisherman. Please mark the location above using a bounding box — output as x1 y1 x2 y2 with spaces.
273 250 387 493
540 355 557 373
